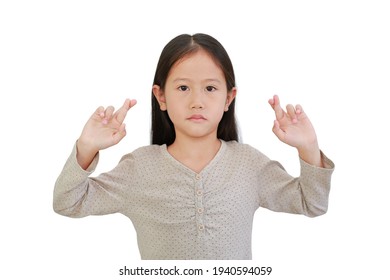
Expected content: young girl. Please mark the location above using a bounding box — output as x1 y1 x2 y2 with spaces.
53 33 334 260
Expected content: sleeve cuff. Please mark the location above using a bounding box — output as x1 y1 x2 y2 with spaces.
71 141 100 174
299 150 335 171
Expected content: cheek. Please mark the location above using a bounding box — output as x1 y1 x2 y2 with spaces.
217 96 229 111
212 101 228 121
165 100 183 121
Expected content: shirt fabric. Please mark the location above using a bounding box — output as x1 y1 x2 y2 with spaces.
53 140 334 260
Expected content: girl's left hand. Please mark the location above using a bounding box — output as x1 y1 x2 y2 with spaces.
268 95 319 151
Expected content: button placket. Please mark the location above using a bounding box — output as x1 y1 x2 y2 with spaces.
194 174 205 234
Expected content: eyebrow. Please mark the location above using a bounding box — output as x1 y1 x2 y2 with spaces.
173 78 222 84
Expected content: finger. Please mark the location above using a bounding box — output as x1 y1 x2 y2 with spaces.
268 95 278 107
95 106 105 118
286 104 298 123
114 99 130 124
269 95 285 120
115 99 137 123
104 105 115 118
295 104 303 115
268 97 275 106
100 106 114 125
129 99 137 108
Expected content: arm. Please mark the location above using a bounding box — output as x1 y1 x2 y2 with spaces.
53 99 137 217
257 152 334 217
268 95 325 167
53 145 136 217
77 99 137 169
263 95 334 217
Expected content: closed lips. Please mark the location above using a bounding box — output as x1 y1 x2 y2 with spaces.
188 115 206 120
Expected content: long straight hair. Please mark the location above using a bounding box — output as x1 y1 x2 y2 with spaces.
151 33 238 145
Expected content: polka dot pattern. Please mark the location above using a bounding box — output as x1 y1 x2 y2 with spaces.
53 140 335 259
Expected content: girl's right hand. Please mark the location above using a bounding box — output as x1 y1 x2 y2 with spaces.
76 99 137 169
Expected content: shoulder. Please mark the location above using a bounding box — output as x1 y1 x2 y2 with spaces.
111 145 166 175
222 140 272 168
118 144 165 163
224 140 268 159
220 141 273 175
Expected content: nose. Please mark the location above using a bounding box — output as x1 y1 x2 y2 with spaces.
190 91 204 110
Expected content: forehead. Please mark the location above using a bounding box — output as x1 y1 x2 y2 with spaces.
168 50 225 81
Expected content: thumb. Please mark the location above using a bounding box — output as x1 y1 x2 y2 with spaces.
112 123 127 145
272 120 286 142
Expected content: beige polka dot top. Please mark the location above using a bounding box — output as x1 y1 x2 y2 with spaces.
53 140 334 260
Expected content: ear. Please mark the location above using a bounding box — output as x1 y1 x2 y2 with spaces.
225 87 237 111
152 85 167 111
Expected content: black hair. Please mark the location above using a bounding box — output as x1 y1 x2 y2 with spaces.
151 33 238 145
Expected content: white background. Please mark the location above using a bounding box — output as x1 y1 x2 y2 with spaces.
1 0 389 279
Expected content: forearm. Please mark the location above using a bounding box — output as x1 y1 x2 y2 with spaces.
53 142 128 218
297 142 324 168
76 139 99 170
258 149 334 217
53 144 98 217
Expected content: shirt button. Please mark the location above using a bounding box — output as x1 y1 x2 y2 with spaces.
198 224 205 231
196 190 203 196
197 208 204 214
195 174 201 180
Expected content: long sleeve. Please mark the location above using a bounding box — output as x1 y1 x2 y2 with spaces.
53 143 129 218
52 140 335 259
256 150 335 217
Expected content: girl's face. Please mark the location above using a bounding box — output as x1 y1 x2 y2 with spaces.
153 49 236 142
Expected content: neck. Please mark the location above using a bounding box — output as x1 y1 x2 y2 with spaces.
169 134 221 157
167 133 221 173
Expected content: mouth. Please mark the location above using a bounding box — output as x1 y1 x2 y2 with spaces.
187 114 207 121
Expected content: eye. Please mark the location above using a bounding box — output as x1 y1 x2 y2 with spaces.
205 86 217 92
178 85 189 91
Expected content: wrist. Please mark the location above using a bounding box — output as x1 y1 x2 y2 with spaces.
76 139 99 170
297 143 323 168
